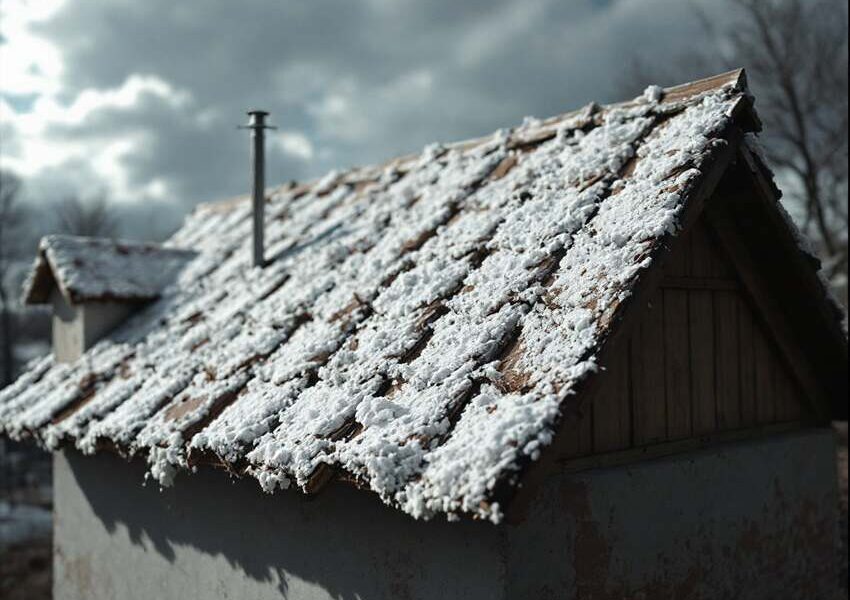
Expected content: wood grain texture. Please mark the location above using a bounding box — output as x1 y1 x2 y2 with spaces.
738 296 758 427
688 221 720 278
559 204 815 465
774 360 803 423
592 344 632 453
664 289 692 440
631 294 667 445
714 290 741 430
690 289 717 435
705 182 841 421
561 406 595 459
753 318 777 423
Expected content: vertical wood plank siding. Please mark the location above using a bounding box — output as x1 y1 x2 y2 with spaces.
563 216 809 458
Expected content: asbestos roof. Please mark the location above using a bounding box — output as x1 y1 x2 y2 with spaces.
0 70 764 522
22 235 196 305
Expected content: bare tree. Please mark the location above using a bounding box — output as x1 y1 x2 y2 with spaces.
625 0 849 295
56 194 118 238
0 171 25 386
731 0 848 280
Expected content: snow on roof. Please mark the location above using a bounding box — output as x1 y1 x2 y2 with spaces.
22 235 196 305
1 71 758 523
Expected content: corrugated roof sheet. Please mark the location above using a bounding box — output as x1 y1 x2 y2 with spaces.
1 71 758 522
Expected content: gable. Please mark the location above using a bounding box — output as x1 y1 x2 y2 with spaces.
706 150 848 420
559 214 811 462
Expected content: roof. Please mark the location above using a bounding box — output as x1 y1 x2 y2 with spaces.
0 70 839 523
22 235 196 305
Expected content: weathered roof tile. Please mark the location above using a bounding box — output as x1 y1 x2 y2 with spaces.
1 70 760 522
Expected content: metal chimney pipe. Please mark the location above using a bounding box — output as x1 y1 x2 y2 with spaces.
242 110 275 268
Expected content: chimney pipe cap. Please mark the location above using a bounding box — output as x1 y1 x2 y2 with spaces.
242 110 276 131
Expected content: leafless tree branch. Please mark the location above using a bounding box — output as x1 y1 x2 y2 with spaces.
55 194 118 239
0 170 25 386
623 0 849 302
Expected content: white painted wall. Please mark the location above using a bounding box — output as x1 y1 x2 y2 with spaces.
51 290 83 364
50 291 135 363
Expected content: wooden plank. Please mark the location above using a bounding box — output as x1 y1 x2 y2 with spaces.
714 290 741 430
691 217 736 279
561 408 594 458
662 69 748 105
592 344 632 453
690 289 717 435
660 276 739 291
706 182 841 422
738 296 757 426
558 416 583 459
663 289 691 440
632 293 668 445
701 218 736 278
688 221 720 278
753 320 776 424
739 146 847 357
774 352 803 422
558 421 801 475
664 237 689 278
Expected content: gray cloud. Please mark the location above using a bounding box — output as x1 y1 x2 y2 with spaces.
4 0 735 239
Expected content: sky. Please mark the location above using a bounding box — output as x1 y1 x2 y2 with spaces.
0 0 734 240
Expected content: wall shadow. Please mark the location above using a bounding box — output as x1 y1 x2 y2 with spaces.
63 450 503 600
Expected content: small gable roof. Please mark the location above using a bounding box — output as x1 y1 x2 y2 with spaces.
22 235 196 305
1 70 845 523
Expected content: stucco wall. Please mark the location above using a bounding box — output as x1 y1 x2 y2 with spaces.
53 429 838 600
50 292 135 364
82 301 136 351
50 290 83 364
507 428 839 599
53 450 507 600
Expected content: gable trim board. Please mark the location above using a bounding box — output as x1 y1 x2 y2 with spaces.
0 70 846 525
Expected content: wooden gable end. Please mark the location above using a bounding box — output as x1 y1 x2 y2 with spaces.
560 214 811 463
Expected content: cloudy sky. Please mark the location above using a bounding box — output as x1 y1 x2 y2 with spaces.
1 0 733 239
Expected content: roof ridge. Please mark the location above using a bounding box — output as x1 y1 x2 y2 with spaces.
193 69 749 216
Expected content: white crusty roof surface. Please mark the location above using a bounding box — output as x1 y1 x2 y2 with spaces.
22 235 196 305
1 71 755 523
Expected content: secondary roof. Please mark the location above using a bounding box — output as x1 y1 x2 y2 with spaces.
22 235 196 305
